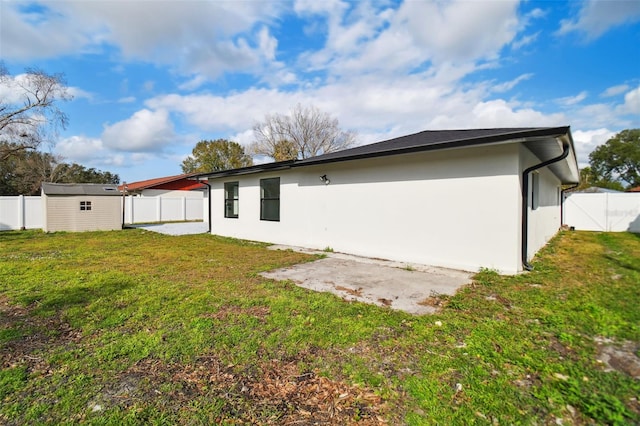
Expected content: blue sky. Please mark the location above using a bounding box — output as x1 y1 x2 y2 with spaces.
1 0 639 183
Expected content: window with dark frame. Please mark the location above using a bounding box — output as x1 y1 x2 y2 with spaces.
80 201 92 211
224 181 239 218
260 177 280 221
531 173 539 210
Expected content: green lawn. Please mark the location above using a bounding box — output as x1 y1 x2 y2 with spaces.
0 229 638 425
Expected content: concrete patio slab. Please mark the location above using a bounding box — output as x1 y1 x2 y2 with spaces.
129 222 208 236
261 245 473 315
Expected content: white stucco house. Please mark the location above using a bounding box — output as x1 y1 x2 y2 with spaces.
197 127 580 274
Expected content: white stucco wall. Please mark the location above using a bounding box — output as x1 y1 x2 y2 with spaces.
519 145 564 261
210 144 528 273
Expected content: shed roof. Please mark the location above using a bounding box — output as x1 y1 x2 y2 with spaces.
42 183 122 196
118 173 205 192
197 127 580 184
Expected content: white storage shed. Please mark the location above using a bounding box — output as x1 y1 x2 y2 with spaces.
42 183 122 232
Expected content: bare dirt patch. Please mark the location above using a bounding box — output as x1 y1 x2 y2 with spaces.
595 338 640 379
91 355 388 424
203 305 271 322
0 296 81 373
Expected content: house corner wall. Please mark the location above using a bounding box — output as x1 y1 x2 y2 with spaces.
519 145 563 263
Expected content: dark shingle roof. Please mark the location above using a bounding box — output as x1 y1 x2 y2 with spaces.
42 183 121 196
295 127 568 165
197 127 578 183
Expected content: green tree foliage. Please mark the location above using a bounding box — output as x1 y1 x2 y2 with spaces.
575 166 625 192
53 163 119 185
589 129 640 189
250 104 356 160
272 139 298 161
0 64 72 160
181 139 253 174
0 142 119 195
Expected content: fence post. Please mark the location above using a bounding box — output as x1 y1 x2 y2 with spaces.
128 196 134 224
605 193 610 231
18 195 25 230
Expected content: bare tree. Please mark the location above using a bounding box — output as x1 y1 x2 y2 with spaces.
250 104 356 160
0 64 72 160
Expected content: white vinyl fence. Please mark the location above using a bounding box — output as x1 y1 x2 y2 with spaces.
123 196 204 224
0 196 43 230
0 195 205 231
563 192 640 232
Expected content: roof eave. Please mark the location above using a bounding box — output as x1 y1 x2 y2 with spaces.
194 160 296 180
195 127 579 181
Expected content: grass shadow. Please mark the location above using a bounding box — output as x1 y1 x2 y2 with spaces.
603 254 640 273
32 275 135 315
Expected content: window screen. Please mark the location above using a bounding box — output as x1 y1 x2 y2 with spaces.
224 182 239 218
531 173 539 210
260 177 280 221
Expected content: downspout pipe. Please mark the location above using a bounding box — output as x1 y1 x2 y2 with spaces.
201 180 212 234
521 140 571 271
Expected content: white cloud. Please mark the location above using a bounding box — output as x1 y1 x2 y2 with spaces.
511 31 540 50
492 73 534 93
178 75 208 92
228 129 256 148
1 1 284 79
571 128 616 167
558 0 640 40
101 109 176 152
142 81 155 93
0 72 68 103
55 135 125 167
118 96 136 104
528 8 547 19
465 99 565 129
556 91 588 106
294 0 349 16
601 84 630 97
0 3 94 60
398 0 520 63
56 135 105 162
618 85 640 115
140 69 570 151
563 85 640 130
67 86 93 100
299 0 521 80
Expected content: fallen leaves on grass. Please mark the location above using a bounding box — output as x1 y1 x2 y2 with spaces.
95 355 388 424
334 286 364 297
203 305 271 322
0 296 82 374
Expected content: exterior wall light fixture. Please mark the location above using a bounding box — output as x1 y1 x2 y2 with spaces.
319 174 330 185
